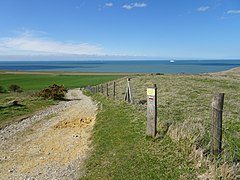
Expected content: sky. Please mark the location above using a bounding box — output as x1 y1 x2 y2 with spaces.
0 0 240 60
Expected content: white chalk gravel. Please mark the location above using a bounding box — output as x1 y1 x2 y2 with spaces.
0 89 97 180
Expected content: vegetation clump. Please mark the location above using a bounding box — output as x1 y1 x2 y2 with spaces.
0 86 7 93
8 84 23 92
156 72 164 75
37 84 67 100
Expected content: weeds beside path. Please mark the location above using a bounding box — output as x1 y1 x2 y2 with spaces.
82 93 206 179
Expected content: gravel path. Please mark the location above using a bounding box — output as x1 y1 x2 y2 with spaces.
0 89 97 179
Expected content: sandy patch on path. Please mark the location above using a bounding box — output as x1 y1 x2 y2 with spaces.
0 89 97 179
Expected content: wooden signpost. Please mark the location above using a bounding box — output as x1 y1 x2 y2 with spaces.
146 84 157 137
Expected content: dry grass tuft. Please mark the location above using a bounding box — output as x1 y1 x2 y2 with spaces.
167 117 206 144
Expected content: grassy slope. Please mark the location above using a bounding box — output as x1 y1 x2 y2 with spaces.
0 74 123 128
109 74 240 160
83 94 204 179
83 71 240 178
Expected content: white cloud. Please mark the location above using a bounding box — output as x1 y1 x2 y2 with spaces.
122 2 147 10
105 2 113 7
197 6 210 12
227 10 240 14
133 2 147 8
0 32 105 56
122 5 132 10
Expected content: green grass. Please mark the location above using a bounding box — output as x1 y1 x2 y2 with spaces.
0 74 123 90
108 74 240 160
82 93 206 179
0 91 55 128
85 72 240 178
0 73 123 128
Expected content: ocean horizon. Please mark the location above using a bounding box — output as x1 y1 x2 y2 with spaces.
0 60 240 74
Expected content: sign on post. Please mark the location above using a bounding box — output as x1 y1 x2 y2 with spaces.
146 85 157 137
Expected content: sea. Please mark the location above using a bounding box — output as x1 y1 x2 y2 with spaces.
0 60 240 74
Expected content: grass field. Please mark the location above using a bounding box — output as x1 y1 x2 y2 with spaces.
82 93 206 179
0 74 123 90
83 70 240 179
0 73 123 128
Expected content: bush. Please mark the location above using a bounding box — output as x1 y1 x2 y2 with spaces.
156 73 164 75
37 84 67 100
0 86 7 93
8 84 23 92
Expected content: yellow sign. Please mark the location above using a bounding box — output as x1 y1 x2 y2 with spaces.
147 88 155 96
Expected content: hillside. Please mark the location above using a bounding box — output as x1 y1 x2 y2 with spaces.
84 69 240 179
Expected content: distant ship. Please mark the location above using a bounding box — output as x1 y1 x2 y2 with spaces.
170 60 175 63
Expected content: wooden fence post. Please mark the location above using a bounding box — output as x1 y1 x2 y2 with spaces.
106 83 109 96
124 78 133 103
86 86 89 92
113 81 116 98
101 84 103 93
94 86 97 94
97 85 100 93
146 84 157 137
211 93 224 156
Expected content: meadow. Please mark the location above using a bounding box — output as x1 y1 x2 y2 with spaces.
0 73 123 90
83 69 240 179
0 73 123 128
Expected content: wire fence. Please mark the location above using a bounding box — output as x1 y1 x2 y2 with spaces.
85 76 240 178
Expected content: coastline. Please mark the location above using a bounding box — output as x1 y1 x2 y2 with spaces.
0 70 141 76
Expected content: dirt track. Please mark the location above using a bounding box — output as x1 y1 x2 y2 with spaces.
0 89 97 179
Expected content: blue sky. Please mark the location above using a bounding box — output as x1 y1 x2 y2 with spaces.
0 0 240 60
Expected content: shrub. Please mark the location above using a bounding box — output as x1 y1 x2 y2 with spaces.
0 86 7 93
8 84 23 92
37 84 67 100
156 73 164 75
